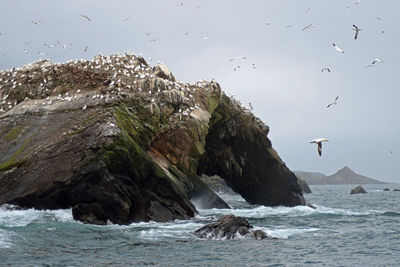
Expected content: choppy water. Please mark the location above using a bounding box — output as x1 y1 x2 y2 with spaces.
1 184 400 266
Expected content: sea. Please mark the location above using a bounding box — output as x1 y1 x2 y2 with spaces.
1 184 400 267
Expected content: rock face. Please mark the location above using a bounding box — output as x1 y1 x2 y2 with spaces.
297 177 312 194
197 94 305 206
350 185 367 194
193 214 269 240
0 53 304 224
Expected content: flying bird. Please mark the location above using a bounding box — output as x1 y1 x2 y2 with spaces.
333 43 344 53
326 96 339 108
233 66 241 71
84 46 88 52
321 67 331 72
229 56 247 62
79 14 92 22
352 24 361 39
249 102 253 110
123 16 133 22
30 21 42 25
302 24 316 31
372 58 383 64
309 138 329 156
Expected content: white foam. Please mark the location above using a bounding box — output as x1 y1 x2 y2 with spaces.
0 229 14 248
198 205 316 218
0 205 73 227
257 227 320 239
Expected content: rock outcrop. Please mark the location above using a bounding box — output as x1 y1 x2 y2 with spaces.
350 185 367 194
193 214 269 240
0 53 304 224
297 177 312 194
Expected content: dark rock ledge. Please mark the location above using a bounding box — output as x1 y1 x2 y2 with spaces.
194 214 271 240
0 54 305 225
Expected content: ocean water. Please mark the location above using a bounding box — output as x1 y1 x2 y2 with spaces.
1 184 400 267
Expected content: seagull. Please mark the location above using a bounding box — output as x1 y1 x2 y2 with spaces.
229 56 247 62
372 58 384 64
326 96 339 108
302 24 316 31
43 43 55 48
123 16 133 22
84 46 88 52
248 102 253 110
352 25 361 40
321 67 331 72
333 43 344 53
309 138 329 156
233 65 241 71
79 14 92 22
30 21 42 25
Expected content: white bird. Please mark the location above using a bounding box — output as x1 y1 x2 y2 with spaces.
30 21 42 25
333 43 344 53
233 65 240 71
326 96 339 108
302 24 316 31
309 138 329 156
321 67 331 72
352 24 361 40
229 56 247 62
372 58 384 64
123 16 133 22
201 36 210 40
79 14 92 22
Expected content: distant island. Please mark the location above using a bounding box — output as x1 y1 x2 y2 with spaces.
295 166 386 185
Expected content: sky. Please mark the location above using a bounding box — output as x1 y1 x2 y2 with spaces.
0 0 399 182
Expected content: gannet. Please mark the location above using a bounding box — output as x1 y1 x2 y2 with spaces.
79 14 92 22
372 58 383 64
352 25 361 40
333 43 344 53
326 96 339 108
302 24 316 31
321 67 331 72
310 138 329 156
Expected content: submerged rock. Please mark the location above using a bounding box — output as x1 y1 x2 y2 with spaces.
350 185 367 194
0 53 304 224
193 214 270 240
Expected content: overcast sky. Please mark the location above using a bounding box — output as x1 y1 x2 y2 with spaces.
1 0 399 182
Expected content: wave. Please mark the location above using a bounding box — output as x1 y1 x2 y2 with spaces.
0 229 14 248
0 204 73 227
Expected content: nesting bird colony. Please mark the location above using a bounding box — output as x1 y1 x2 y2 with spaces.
0 53 227 124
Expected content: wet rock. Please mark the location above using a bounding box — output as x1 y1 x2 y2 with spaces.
193 214 269 240
298 177 312 194
350 185 367 194
197 95 305 207
393 189 400 192
0 53 304 225
383 188 390 191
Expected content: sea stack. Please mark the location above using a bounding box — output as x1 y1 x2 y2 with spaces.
0 54 305 224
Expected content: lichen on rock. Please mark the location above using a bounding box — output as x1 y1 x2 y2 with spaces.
0 52 304 225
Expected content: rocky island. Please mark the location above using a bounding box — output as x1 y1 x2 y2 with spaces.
0 53 305 225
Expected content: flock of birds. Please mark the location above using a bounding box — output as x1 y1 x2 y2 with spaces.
309 19 384 157
0 2 391 158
